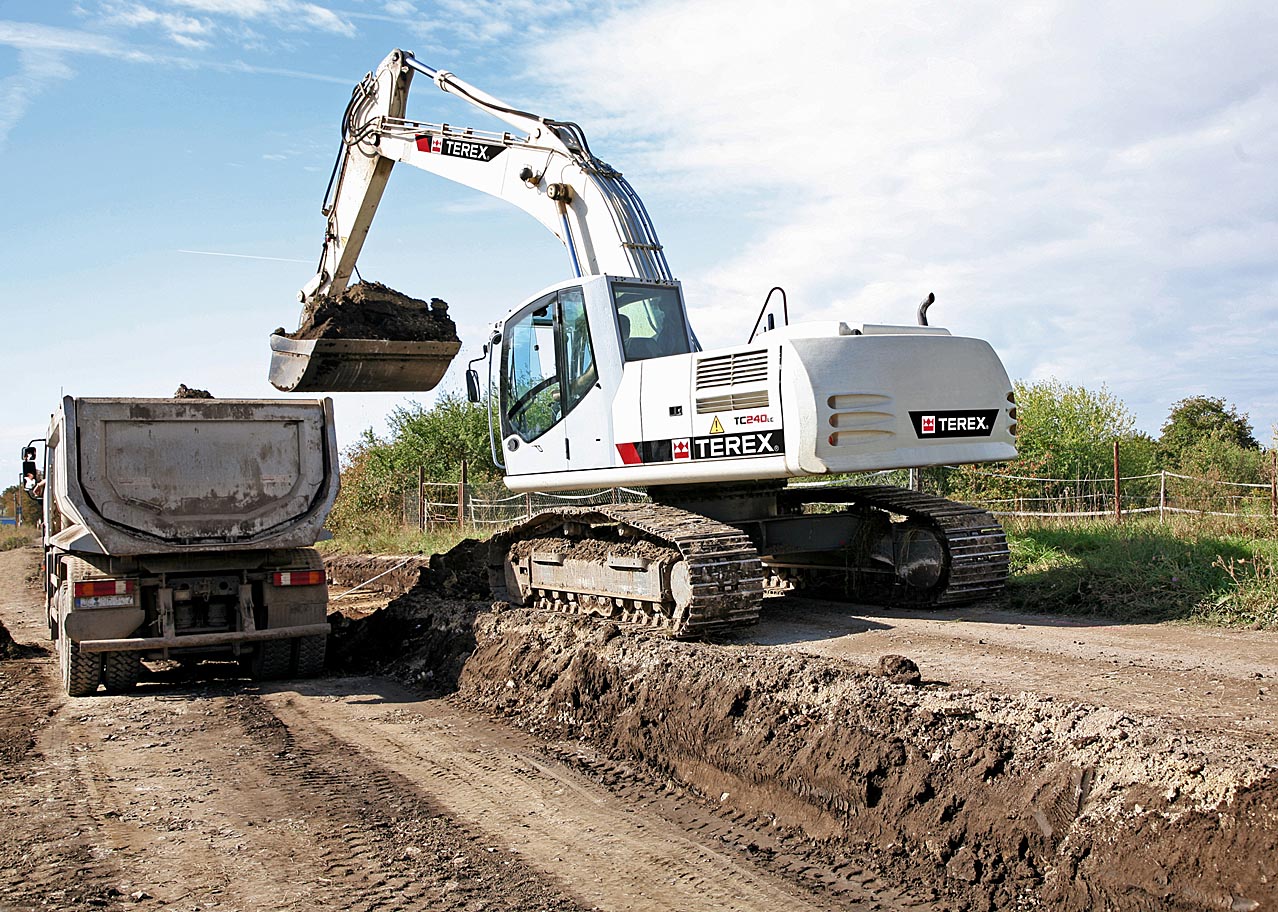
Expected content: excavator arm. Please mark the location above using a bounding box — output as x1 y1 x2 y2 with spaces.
271 48 673 393
304 48 671 302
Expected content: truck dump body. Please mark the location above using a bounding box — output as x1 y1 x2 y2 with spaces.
39 396 340 695
50 397 338 554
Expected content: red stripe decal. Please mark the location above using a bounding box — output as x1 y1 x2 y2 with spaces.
616 442 641 465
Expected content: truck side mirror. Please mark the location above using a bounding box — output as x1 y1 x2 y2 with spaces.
21 460 37 479
465 368 482 403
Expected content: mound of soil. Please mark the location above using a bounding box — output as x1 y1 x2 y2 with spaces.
283 281 458 343
0 617 44 660
172 384 213 399
324 539 1276 911
457 611 1277 911
325 539 487 687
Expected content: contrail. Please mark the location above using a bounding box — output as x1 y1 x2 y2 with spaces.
178 249 311 264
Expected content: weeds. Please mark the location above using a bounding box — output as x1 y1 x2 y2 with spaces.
1005 516 1278 627
0 533 32 552
319 525 473 557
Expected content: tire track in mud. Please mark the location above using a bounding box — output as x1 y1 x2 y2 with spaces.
0 657 132 912
262 678 933 912
542 743 939 908
225 692 586 912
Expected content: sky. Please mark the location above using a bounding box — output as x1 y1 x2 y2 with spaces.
2 0 1276 490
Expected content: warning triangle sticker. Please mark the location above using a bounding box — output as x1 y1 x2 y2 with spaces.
709 416 724 434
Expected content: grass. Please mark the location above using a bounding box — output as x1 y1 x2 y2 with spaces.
1005 515 1278 628
0 531 34 552
318 525 474 557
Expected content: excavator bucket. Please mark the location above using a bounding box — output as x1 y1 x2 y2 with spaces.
268 334 462 393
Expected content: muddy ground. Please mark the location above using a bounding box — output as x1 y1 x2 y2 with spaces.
325 551 1278 911
3 544 1275 911
282 281 458 342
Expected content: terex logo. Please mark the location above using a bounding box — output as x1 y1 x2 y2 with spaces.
415 134 507 161
909 409 999 439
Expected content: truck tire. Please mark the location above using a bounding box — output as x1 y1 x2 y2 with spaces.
60 638 101 697
103 652 141 692
249 640 293 680
294 635 327 678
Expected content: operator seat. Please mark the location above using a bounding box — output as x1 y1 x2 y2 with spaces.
617 312 661 361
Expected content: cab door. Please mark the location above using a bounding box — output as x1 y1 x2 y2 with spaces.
500 286 606 478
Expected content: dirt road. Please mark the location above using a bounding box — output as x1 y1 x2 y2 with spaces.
0 546 928 912
748 597 1277 741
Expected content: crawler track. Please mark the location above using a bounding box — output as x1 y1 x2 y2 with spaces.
488 502 764 637
777 484 1010 607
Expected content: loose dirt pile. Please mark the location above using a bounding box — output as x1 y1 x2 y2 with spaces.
325 541 486 685
0 617 43 660
325 544 1278 912
283 281 458 342
171 384 213 399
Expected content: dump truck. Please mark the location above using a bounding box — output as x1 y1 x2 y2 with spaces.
28 396 340 696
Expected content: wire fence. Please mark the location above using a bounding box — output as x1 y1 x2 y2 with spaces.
402 463 1278 531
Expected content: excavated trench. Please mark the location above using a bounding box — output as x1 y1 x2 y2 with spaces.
325 549 1278 912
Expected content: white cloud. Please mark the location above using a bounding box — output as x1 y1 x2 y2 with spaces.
160 0 356 35
523 0 1278 432
0 47 73 150
100 4 214 48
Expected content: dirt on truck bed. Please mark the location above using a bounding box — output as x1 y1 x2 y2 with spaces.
3 543 1275 912
282 281 459 342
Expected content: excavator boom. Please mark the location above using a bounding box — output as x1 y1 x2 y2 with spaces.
270 49 671 392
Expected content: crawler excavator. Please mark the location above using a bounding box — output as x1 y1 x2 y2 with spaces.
269 49 1018 637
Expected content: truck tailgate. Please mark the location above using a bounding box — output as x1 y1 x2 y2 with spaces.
73 399 334 545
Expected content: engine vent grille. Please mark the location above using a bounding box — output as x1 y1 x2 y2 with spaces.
696 391 770 415
825 393 895 447
695 350 768 389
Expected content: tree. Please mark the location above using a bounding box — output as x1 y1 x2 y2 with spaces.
1011 379 1153 480
1159 396 1258 464
942 379 1156 509
0 484 39 528
327 392 500 536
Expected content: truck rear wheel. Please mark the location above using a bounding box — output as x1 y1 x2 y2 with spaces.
103 652 141 692
249 640 293 680
294 636 327 678
60 638 101 697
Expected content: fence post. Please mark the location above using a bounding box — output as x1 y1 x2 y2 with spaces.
1113 440 1122 522
417 466 425 532
1271 451 1277 521
458 458 467 529
1159 470 1166 523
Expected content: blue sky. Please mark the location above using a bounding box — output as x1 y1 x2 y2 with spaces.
2 0 1276 490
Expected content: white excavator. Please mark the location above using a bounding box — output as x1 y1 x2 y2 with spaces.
269 49 1018 636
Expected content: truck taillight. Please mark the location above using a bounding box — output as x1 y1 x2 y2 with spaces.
73 579 134 598
272 570 326 587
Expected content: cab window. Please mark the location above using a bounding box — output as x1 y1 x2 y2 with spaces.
559 287 597 412
500 287 597 443
502 294 562 442
612 282 692 362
